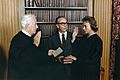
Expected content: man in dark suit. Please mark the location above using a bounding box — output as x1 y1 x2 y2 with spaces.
47 16 78 80
8 14 43 80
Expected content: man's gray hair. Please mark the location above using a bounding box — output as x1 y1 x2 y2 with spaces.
21 14 35 28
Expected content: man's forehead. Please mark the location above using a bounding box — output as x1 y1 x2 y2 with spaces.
58 18 67 22
83 21 89 24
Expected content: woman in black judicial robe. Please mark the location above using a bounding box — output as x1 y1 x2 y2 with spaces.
0 46 5 80
72 16 103 80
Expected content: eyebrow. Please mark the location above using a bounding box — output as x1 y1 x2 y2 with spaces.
58 22 68 23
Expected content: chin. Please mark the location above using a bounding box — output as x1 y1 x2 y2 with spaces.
85 32 88 34
34 31 36 34
31 32 36 35
63 30 67 32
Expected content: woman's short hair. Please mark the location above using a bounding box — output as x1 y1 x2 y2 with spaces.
82 16 98 32
21 14 36 28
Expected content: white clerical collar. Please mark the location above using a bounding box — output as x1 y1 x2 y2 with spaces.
22 29 31 37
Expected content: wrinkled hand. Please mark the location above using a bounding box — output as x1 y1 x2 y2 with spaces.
58 56 64 63
72 27 78 43
48 50 55 56
33 31 41 47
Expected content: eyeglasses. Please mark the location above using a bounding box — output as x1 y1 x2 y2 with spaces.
57 22 68 24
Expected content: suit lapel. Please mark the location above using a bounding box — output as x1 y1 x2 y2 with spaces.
56 33 61 45
66 32 71 42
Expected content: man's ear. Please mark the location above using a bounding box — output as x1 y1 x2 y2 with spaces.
56 24 59 29
24 24 29 29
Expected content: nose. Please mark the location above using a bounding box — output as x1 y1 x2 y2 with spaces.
36 24 38 28
83 26 85 30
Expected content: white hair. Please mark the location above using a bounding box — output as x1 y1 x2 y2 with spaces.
21 14 36 28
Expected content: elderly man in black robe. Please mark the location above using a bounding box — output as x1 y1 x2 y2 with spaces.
8 14 43 80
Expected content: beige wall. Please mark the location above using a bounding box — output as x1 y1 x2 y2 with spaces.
0 0 20 59
0 0 20 80
0 0 112 80
94 0 112 80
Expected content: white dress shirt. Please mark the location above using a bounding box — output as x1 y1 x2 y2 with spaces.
59 32 67 44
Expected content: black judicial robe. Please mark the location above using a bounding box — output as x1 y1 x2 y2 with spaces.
0 47 5 80
8 31 45 80
72 34 103 80
48 32 72 80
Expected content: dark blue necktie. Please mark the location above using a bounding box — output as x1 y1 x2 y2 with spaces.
62 34 65 44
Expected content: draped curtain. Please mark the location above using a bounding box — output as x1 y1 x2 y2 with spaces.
110 0 120 80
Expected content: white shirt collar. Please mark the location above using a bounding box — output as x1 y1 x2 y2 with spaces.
59 32 67 44
22 29 31 37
